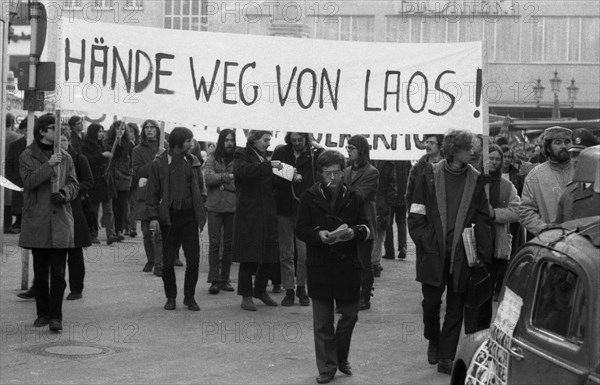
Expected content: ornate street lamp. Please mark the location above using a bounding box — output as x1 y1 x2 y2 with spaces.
533 71 578 119
567 78 579 109
550 71 562 119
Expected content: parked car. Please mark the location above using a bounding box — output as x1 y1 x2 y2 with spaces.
451 216 600 385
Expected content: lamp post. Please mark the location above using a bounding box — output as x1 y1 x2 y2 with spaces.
533 71 579 119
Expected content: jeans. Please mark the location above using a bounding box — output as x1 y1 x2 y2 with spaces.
160 209 200 299
385 205 407 257
312 297 359 375
67 248 85 294
32 248 68 321
237 262 272 297
371 226 387 266
141 220 163 269
359 239 374 298
207 211 234 283
277 215 307 289
89 199 116 239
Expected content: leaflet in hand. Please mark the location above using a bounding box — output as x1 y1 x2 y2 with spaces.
326 224 350 245
272 162 295 181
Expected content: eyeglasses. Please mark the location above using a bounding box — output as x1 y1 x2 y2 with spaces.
322 170 343 178
345 145 357 151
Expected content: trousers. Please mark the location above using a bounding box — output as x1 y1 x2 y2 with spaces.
141 220 163 269
237 262 272 297
277 215 307 289
312 297 359 375
32 248 68 321
207 211 234 283
67 248 85 294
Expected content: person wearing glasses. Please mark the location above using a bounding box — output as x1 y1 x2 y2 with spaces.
344 135 379 311
296 150 370 384
19 114 79 332
132 120 164 276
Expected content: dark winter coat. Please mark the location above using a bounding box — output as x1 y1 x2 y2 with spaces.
68 147 94 248
407 160 494 293
272 144 323 217
231 145 279 264
555 182 600 223
106 136 134 192
405 154 431 207
145 151 207 230
204 154 236 213
295 183 370 301
390 160 411 206
5 136 26 214
343 162 379 239
505 164 524 196
81 139 116 203
19 142 79 249
70 131 84 153
373 160 397 230
131 139 161 220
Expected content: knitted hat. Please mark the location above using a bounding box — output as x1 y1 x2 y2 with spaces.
543 126 572 141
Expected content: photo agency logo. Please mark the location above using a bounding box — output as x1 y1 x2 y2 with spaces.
201 321 303 344
2 321 140 344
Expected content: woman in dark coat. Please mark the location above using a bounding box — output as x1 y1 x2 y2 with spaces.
60 132 94 300
295 150 370 384
232 130 281 311
81 123 118 245
105 120 134 240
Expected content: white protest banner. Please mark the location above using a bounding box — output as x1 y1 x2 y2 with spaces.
58 20 484 144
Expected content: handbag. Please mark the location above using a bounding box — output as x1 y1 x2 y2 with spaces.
465 263 492 309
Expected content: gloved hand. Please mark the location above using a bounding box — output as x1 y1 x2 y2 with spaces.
51 191 66 204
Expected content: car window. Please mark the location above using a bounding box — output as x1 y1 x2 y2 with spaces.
532 262 585 343
505 258 532 299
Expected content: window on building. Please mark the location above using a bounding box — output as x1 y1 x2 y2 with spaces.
385 16 411 43
544 17 569 62
165 0 207 31
124 0 143 9
95 0 113 9
581 17 600 63
316 16 374 42
495 19 521 62
532 262 584 343
64 0 82 8
531 16 599 63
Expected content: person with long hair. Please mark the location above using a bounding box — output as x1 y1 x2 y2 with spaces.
204 129 237 294
105 120 134 241
132 119 164 276
80 123 118 244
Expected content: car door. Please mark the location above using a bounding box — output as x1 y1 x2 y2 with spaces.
508 253 590 385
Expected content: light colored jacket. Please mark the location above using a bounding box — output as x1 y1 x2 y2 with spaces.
19 142 79 249
204 154 236 213
491 178 520 260
520 161 573 235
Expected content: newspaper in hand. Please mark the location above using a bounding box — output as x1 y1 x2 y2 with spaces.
462 224 479 267
272 162 295 181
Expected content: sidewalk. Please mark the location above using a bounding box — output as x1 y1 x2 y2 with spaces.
1 231 450 385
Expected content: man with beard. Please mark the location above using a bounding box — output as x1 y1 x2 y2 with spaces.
520 126 573 236
147 127 207 311
204 129 237 294
272 132 324 306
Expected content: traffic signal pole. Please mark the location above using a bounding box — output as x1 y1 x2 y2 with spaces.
0 1 10 249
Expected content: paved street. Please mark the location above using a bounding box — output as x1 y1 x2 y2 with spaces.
1 230 451 385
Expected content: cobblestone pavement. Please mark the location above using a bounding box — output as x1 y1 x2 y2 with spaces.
1 229 452 385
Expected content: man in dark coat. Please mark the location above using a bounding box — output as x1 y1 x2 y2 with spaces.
383 160 411 260
132 119 163 276
147 127 207 312
3 113 21 232
232 130 281 311
408 129 493 375
68 115 85 153
272 132 324 306
295 150 370 384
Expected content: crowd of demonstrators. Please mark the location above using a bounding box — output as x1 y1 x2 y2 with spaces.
19 114 80 332
272 132 324 307
383 160 411 261
407 129 494 375
125 123 140 237
370 159 396 277
344 135 379 311
204 129 237 294
296 150 371 384
486 145 521 301
232 130 282 311
146 127 207 311
132 120 164 276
